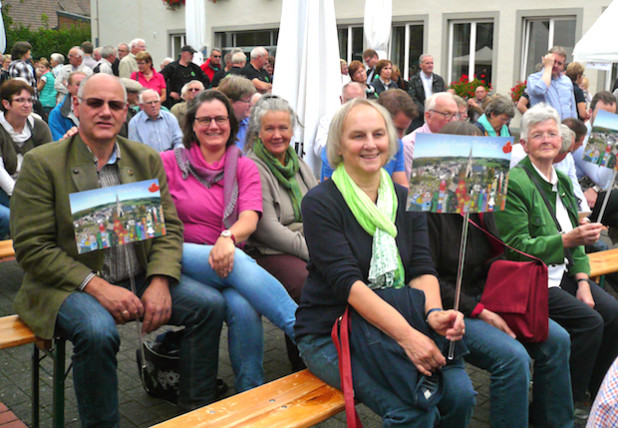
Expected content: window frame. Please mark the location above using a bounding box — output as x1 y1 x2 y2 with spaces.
390 15 427 81
445 17 496 85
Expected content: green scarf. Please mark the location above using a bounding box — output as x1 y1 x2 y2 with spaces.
253 138 304 221
478 113 510 137
331 164 405 289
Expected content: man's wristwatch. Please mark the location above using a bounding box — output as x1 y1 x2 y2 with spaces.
220 229 236 244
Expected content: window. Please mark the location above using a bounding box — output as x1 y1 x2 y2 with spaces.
337 26 364 64
170 33 186 59
521 17 576 80
391 23 424 80
448 20 494 86
215 29 279 57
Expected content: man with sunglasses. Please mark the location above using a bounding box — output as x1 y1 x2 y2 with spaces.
402 92 458 177
200 48 222 82
10 73 226 426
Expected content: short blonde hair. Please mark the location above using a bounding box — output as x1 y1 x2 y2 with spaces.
326 98 399 169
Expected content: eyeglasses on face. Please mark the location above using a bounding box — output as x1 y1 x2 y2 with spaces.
195 115 229 126
187 88 202 92
79 97 126 111
429 109 456 120
11 97 33 104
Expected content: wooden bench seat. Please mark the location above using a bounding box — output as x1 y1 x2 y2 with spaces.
151 369 345 428
0 314 37 349
0 239 15 262
588 248 618 282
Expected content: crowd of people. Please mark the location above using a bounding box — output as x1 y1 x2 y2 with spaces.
4 36 618 427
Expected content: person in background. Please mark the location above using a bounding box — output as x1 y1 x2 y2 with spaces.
453 95 469 121
48 71 87 140
391 64 409 92
0 79 52 237
54 47 93 101
36 58 57 115
161 45 210 109
347 60 377 99
370 59 398 95
131 51 166 104
49 53 64 77
407 54 446 132
128 89 182 152
211 52 246 88
113 43 129 76
467 85 491 123
93 46 116 75
566 62 589 122
200 48 222 82
362 48 379 83
340 59 351 86
474 95 515 137
80 41 97 70
170 80 205 126
8 41 37 99
217 75 256 150
296 97 475 426
119 38 146 79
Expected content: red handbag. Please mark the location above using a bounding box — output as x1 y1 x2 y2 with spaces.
470 217 550 343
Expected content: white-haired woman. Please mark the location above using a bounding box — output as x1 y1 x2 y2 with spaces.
495 103 618 421
295 98 475 426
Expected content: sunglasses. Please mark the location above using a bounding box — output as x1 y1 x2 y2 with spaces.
79 97 126 111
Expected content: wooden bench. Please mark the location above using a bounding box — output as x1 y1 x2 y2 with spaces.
588 248 618 284
151 369 345 428
0 239 15 261
0 315 67 428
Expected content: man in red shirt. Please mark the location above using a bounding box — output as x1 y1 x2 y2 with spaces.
200 48 222 81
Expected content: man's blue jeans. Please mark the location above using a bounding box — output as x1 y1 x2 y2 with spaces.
56 274 226 427
464 317 574 428
182 243 298 392
298 334 475 427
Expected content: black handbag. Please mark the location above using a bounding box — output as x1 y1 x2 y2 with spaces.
136 330 182 405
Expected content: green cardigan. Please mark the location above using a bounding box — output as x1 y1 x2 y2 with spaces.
494 156 589 277
10 134 184 339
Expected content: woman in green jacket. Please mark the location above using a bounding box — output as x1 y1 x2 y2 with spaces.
494 103 618 422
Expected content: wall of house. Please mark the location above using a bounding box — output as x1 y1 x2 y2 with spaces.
90 0 611 98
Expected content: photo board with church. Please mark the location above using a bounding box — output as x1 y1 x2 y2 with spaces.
69 179 167 254
407 133 513 214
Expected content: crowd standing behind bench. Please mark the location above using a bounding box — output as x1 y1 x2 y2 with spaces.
3 37 618 427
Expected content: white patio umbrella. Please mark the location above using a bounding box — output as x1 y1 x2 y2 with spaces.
363 0 392 59
185 0 206 64
573 0 618 64
0 2 6 54
272 0 342 175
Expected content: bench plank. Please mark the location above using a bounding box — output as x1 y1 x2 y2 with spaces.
588 248 618 280
151 369 344 428
0 240 14 261
0 315 36 349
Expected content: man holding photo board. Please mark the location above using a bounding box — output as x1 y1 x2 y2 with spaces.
10 74 226 426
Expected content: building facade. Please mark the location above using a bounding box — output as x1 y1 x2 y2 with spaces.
90 0 610 96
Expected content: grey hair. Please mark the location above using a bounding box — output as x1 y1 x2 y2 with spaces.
70 47 84 58
138 89 160 104
485 95 515 119
77 74 128 103
419 54 433 64
425 92 455 112
180 80 204 98
50 53 64 64
100 45 116 59
245 95 298 151
326 98 399 169
231 52 247 64
520 103 561 142
210 47 222 55
129 38 145 50
250 47 268 60
549 46 568 59
559 124 575 154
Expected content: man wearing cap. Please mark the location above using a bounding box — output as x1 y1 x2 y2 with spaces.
161 45 210 109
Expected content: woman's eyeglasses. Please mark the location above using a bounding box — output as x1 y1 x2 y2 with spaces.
195 116 229 126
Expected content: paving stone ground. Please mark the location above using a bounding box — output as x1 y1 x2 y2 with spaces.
0 259 492 427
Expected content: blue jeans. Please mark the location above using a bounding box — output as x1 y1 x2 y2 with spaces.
56 274 226 427
465 317 573 427
182 243 298 391
0 188 10 238
298 334 475 427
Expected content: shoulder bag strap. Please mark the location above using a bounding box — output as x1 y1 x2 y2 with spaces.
467 215 545 265
518 165 574 267
331 307 363 428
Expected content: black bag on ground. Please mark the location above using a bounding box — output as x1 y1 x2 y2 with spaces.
136 329 182 405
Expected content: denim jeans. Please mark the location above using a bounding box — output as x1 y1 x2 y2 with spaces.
298 334 475 427
56 274 226 427
182 243 298 391
465 317 573 427
0 188 10 238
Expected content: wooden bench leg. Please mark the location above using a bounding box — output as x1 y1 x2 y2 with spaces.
52 339 66 428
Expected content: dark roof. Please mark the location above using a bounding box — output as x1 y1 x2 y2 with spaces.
3 0 90 30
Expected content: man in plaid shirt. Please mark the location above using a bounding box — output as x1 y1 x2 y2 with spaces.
8 41 37 99
588 357 618 427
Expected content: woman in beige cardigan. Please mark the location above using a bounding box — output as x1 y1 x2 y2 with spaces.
245 95 318 369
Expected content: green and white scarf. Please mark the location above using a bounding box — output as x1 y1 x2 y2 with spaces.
332 164 405 289
253 138 304 221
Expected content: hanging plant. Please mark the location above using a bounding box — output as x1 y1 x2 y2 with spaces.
510 81 527 103
162 0 185 10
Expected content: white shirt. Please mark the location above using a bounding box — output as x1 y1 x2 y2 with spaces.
420 72 433 99
530 163 573 288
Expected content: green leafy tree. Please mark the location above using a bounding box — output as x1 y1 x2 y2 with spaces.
2 3 91 60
